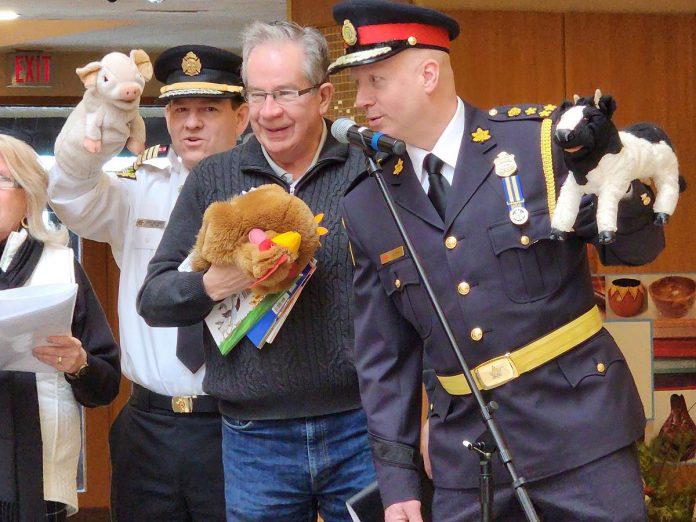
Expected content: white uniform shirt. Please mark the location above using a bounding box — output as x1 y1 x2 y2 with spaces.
48 147 206 396
407 97 465 193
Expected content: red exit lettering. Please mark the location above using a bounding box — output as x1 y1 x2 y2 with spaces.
14 54 51 85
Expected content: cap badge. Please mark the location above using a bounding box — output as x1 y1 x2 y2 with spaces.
393 158 404 176
471 127 491 143
407 36 418 46
181 51 202 76
342 19 358 46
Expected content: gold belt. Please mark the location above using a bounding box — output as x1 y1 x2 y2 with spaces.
437 306 602 396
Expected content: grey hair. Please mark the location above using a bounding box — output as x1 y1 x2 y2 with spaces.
0 134 68 246
241 20 329 87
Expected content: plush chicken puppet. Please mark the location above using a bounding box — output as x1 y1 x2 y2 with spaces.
550 89 683 245
54 50 153 178
190 184 327 295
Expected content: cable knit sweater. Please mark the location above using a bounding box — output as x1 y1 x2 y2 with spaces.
138 126 365 419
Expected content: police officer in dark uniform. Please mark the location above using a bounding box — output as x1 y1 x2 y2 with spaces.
330 1 663 520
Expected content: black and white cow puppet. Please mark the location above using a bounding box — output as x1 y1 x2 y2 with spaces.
550 89 682 245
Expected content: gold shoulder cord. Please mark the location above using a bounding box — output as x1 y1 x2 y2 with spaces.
540 118 556 219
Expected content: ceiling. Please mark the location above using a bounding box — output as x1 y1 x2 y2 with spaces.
0 0 693 52
0 0 286 52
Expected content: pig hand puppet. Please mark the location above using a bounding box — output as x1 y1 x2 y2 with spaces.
54 50 153 177
190 184 328 296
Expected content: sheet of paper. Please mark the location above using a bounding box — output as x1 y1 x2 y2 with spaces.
0 283 78 373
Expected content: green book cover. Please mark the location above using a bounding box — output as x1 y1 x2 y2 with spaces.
218 292 281 355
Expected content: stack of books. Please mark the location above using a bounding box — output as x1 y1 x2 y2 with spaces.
205 259 317 354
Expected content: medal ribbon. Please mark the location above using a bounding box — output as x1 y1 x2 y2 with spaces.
501 175 526 214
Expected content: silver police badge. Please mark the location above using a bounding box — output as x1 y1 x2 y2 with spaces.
494 151 517 177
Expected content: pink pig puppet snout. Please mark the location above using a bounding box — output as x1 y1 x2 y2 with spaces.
117 82 143 102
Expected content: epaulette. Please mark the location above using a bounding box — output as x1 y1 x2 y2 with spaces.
117 144 170 180
116 165 137 180
133 144 169 169
487 103 558 121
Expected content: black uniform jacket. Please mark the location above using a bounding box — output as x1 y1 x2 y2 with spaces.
341 101 664 506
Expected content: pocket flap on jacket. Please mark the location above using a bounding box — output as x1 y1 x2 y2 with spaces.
556 331 625 387
487 210 550 256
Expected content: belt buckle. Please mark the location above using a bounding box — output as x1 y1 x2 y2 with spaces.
474 353 519 390
171 395 194 413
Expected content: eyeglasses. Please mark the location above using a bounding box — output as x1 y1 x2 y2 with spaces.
243 84 321 106
0 175 21 190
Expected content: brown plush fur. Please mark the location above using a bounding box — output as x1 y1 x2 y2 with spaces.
190 184 321 294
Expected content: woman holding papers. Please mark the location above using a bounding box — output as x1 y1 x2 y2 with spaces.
0 133 120 522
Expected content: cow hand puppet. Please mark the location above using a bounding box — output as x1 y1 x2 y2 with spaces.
54 50 153 177
190 184 327 295
550 89 683 245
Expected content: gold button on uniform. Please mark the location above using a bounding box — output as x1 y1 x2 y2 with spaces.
457 281 470 295
470 327 483 341
394 279 401 289
596 362 606 373
429 403 434 411
445 236 457 249
520 235 530 246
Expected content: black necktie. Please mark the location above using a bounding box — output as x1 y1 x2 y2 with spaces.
176 323 206 373
424 153 449 220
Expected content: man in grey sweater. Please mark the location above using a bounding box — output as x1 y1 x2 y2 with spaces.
137 21 375 521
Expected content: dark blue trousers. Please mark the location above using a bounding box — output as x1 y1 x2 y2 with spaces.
432 444 647 522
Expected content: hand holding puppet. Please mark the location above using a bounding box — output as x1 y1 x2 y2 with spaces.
190 184 327 295
54 50 153 176
550 89 683 244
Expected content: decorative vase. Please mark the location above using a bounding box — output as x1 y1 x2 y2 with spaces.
658 393 696 462
607 278 645 317
648 276 696 318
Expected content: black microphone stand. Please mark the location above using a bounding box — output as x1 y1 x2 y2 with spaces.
362 151 539 522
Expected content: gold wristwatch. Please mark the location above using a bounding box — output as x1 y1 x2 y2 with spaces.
67 359 89 380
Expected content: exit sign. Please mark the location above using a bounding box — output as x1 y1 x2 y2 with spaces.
12 52 52 86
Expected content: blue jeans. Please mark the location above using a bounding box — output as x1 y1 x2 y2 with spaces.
222 408 376 522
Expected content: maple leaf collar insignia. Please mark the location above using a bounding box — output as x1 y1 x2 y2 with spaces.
471 127 492 143
393 158 404 176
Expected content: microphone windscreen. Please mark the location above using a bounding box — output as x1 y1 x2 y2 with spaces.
331 118 356 144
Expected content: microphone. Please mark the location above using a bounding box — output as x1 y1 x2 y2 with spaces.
331 118 406 156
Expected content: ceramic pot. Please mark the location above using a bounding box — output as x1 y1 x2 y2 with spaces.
649 276 696 318
607 278 645 317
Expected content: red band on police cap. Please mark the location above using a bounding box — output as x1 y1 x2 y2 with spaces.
357 23 450 49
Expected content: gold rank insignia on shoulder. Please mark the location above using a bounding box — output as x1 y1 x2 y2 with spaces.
539 104 557 118
379 245 405 266
181 51 202 76
393 158 404 176
471 127 491 143
117 165 137 180
342 19 358 46
525 107 537 115
507 107 522 117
